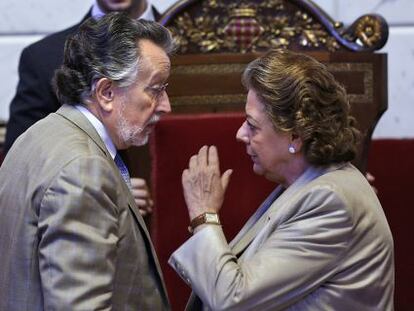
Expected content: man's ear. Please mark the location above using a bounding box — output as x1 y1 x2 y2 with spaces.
95 78 115 112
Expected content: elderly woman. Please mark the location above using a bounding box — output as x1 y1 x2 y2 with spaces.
169 49 394 310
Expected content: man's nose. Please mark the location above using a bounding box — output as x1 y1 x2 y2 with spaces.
157 94 171 113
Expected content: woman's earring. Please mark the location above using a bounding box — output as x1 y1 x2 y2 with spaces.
288 145 296 154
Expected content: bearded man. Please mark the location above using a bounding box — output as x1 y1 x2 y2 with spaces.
0 13 173 310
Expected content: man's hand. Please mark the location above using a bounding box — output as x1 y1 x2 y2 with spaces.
182 145 232 221
130 178 153 216
365 172 378 194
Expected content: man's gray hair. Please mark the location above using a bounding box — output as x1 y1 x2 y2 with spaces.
54 12 175 105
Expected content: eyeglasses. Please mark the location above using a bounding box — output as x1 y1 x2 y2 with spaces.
145 82 168 102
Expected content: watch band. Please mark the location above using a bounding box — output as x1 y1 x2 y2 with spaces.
188 212 221 234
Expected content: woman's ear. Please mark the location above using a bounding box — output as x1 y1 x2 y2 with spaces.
95 78 115 112
290 132 303 153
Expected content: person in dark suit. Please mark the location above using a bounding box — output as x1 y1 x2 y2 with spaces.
5 0 161 214
0 13 173 310
5 0 159 151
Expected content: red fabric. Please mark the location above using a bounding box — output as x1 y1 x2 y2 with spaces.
367 139 414 311
223 17 264 48
150 112 414 310
150 113 274 310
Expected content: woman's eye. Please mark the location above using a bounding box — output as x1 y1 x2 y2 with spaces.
247 121 256 131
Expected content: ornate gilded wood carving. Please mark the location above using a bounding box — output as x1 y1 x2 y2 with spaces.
160 0 389 53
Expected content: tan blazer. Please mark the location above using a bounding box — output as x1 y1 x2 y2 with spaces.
169 163 394 311
0 105 170 310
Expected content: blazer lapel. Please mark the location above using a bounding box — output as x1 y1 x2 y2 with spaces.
238 164 346 262
56 105 169 299
230 186 283 256
126 195 170 299
152 5 161 21
264 164 344 220
82 8 92 22
56 105 151 232
56 104 109 156
230 164 340 258
57 105 154 238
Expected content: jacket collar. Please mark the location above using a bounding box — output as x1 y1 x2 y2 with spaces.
229 163 347 257
56 104 110 157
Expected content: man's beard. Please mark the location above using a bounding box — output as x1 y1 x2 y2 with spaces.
117 104 160 147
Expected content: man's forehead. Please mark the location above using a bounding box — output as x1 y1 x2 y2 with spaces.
138 40 169 58
138 40 170 67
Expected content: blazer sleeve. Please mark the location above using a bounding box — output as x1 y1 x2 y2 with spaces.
38 156 120 311
169 187 353 311
5 46 60 152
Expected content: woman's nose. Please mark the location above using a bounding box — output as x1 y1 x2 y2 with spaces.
236 122 249 143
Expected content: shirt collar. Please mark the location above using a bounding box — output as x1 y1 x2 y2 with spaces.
75 105 117 160
91 1 155 21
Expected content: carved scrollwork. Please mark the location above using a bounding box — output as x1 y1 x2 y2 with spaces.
159 0 389 53
341 14 389 51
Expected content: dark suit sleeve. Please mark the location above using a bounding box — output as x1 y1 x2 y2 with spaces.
5 46 60 152
38 156 120 310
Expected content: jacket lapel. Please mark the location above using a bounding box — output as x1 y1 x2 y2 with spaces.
56 104 108 155
152 5 161 21
264 164 344 220
56 105 169 300
126 196 170 300
229 186 283 256
56 105 154 240
229 165 339 258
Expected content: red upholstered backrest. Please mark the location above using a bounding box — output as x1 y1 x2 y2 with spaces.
367 139 414 311
150 113 275 310
150 112 413 310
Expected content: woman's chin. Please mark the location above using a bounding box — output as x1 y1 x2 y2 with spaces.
252 164 264 176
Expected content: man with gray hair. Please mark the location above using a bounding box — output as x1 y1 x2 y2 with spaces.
0 12 173 310
5 0 163 217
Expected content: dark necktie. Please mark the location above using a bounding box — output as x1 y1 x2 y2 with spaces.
114 153 132 189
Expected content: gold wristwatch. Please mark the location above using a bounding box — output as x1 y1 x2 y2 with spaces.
188 212 221 234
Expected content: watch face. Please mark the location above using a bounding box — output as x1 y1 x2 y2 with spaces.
205 213 219 222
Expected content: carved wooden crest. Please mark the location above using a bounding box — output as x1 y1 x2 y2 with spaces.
159 0 389 53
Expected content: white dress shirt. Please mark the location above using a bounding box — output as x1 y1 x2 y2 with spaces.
91 0 155 21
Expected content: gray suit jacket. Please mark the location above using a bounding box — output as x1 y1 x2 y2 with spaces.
169 163 394 310
0 105 170 310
